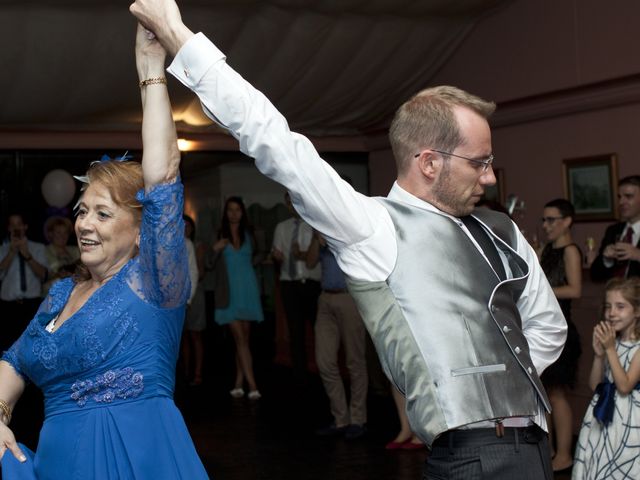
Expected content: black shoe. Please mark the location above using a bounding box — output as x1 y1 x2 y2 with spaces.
315 424 348 436
344 424 366 440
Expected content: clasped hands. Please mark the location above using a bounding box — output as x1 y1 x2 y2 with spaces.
592 321 616 357
603 242 639 262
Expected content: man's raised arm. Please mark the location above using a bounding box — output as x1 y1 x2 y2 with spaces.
129 0 393 277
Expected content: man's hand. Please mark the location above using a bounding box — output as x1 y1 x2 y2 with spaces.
271 248 284 263
129 0 194 56
10 236 29 258
603 244 617 260
613 242 640 261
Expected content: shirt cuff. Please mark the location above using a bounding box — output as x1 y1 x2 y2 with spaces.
167 32 226 89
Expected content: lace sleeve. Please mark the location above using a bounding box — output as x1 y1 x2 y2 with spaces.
127 179 190 308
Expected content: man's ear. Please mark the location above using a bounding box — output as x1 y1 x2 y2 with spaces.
135 232 140 248
416 151 439 180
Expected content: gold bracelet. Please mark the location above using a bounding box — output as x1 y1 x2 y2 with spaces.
139 77 167 88
0 399 12 425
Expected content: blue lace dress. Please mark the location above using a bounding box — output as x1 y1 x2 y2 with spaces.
1 181 208 479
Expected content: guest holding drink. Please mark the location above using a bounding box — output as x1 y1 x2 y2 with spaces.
539 198 582 473
591 175 640 281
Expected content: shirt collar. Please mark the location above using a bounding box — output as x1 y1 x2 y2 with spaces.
626 219 640 235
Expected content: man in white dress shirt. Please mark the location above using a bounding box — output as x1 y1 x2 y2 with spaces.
272 192 321 383
0 213 48 352
130 3 567 478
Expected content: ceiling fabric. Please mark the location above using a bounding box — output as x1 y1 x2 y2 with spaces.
0 0 509 138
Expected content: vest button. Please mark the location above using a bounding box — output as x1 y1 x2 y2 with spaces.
527 367 533 374
491 305 498 313
514 346 521 354
503 325 511 333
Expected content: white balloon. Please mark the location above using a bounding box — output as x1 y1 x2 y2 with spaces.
41 169 76 208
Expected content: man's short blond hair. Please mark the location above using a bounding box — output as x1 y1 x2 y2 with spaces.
389 86 495 175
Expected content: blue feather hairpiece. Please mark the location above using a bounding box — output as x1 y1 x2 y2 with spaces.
73 151 132 184
72 151 133 210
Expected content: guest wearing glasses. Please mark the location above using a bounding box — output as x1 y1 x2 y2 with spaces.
130 2 567 477
539 199 582 473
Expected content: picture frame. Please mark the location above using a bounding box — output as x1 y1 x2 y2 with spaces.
562 154 618 222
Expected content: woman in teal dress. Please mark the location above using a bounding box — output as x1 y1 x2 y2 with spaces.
0 25 208 478
213 197 264 400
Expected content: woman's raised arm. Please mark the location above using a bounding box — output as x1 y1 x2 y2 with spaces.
135 24 181 188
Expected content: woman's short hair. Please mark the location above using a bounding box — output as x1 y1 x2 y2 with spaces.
82 161 144 223
544 198 575 225
44 216 73 242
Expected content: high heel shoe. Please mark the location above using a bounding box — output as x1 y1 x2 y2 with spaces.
229 387 245 398
247 390 262 400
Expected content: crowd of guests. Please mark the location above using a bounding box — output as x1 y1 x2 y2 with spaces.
530 174 640 477
1 160 639 478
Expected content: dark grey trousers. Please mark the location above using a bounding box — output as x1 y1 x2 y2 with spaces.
423 426 553 480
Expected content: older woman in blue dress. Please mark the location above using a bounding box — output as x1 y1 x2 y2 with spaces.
0 25 208 478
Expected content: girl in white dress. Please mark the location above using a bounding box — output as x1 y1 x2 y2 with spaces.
573 278 640 479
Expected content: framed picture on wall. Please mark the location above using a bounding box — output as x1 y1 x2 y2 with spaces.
562 154 618 221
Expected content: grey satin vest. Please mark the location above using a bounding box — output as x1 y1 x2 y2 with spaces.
347 200 551 446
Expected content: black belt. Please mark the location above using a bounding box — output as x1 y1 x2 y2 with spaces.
433 425 545 449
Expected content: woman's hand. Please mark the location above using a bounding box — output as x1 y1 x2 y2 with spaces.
135 23 167 82
0 423 26 463
213 239 229 253
594 322 616 352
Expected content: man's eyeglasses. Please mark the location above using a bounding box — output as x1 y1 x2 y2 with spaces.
414 149 494 172
541 216 565 224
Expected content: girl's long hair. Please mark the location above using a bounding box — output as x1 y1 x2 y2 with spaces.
219 196 250 245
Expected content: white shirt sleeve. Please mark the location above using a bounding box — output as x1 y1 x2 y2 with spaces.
168 33 396 282
0 243 8 281
513 228 567 374
271 221 287 255
32 242 49 269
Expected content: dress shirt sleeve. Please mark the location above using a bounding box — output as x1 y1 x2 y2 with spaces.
32 242 49 269
167 33 395 282
514 226 567 374
0 243 8 281
272 222 287 254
